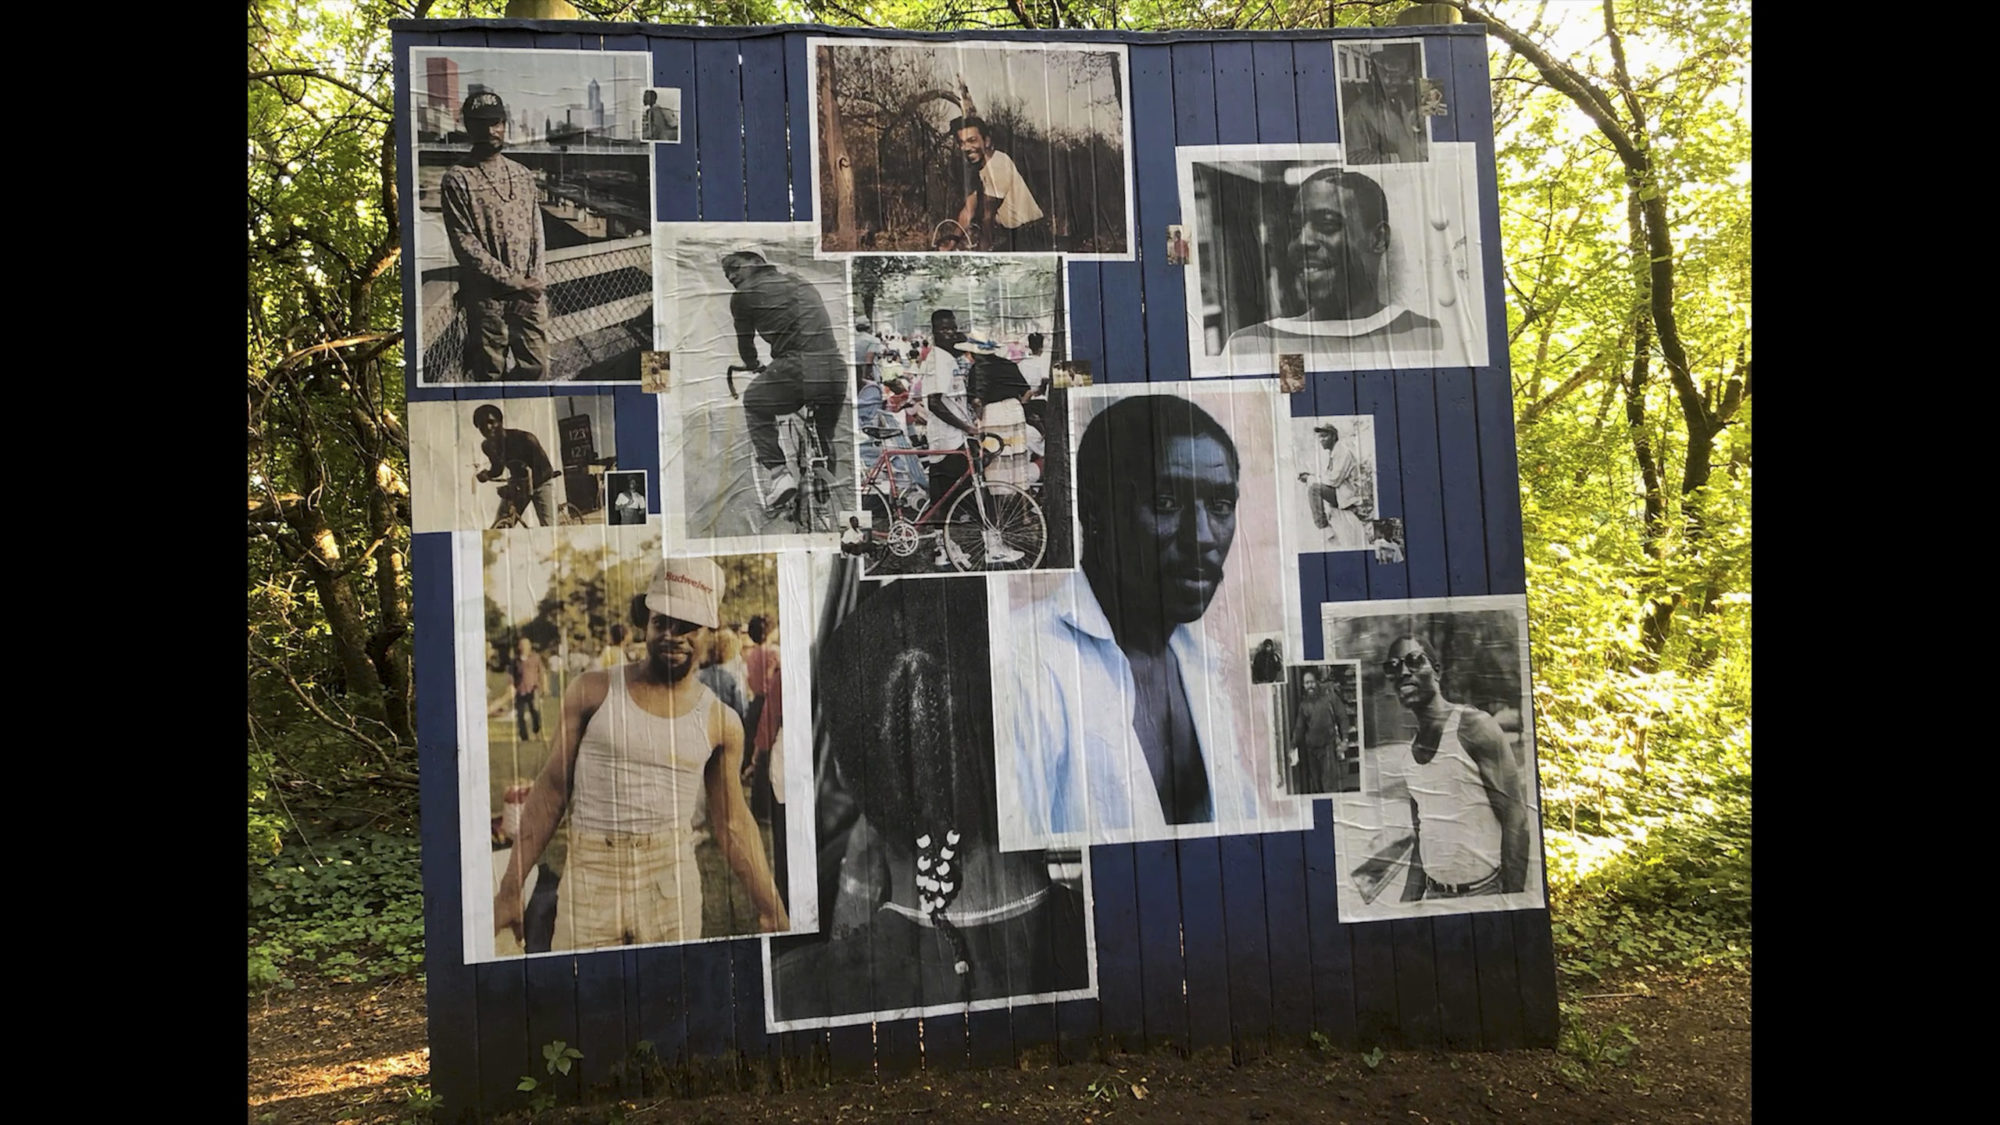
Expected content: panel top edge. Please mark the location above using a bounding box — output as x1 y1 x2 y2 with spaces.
387 20 1485 43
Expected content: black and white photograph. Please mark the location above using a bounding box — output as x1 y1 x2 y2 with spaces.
1249 631 1286 685
1274 414 1377 654
606 470 648 525
851 255 1074 577
1176 142 1489 377
654 222 857 554
1319 595 1545 922
809 38 1133 257
409 395 619 532
764 558 1095 1029
1371 517 1407 564
1266 661 1363 798
837 510 874 557
990 381 1312 852
453 527 821 962
1335 40 1431 166
410 47 655 386
640 86 682 143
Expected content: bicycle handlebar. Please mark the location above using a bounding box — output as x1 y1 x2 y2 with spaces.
726 363 756 400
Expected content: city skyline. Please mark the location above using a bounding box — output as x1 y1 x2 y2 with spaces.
411 48 650 145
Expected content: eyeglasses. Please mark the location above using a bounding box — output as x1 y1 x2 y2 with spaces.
1382 651 1430 676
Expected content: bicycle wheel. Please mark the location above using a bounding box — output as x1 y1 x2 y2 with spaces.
943 481 1045 571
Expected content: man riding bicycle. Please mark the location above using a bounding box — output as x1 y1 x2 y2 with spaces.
721 251 846 508
473 403 558 527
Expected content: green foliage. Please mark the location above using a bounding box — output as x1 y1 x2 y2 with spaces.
247 827 425 993
1361 1045 1386 1071
1555 1002 1639 1084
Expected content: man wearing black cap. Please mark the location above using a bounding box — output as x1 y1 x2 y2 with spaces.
441 90 550 381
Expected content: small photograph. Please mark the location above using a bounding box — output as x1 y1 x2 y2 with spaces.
1051 360 1093 388
409 395 620 532
641 86 682 143
1166 224 1191 266
640 350 671 393
765 560 1095 1029
850 256 1075 578
457 529 821 961
809 38 1133 257
606 470 648 525
654 222 856 554
1370 517 1407 564
1321 595 1546 922
1249 631 1286 685
1275 413 1378 654
1266 661 1363 798
837 510 873 557
1177 142 1488 376
1278 354 1306 394
992 381 1312 851
410 47 655 385
1334 40 1431 166
1419 77 1448 117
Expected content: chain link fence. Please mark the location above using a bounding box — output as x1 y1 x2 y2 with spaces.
418 234 653 383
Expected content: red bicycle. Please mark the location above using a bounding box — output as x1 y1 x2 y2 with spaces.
857 425 1046 571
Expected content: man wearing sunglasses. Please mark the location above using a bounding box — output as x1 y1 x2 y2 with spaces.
493 557 788 954
1373 636 1530 899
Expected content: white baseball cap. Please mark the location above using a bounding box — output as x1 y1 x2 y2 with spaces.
644 557 723 629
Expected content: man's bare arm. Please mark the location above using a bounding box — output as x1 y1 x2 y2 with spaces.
494 672 605 936
707 703 789 932
1461 709 1532 893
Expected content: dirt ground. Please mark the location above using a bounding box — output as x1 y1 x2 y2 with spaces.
248 968 1747 1124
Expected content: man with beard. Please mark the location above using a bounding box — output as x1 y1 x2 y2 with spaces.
441 90 549 381
1289 668 1352 794
1340 43 1428 166
722 250 848 509
950 116 1051 252
999 394 1280 843
492 557 788 952
1222 168 1440 366
1369 635 1530 899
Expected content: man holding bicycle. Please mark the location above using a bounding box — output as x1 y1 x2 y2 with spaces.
722 251 847 509
951 115 1051 252
920 309 981 566
473 404 558 527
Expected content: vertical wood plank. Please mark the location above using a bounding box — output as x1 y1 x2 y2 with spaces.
924 1010 970 1074
1388 918 1442 1046
694 39 746 223
1347 919 1400 1048
1087 842 1142 1053
784 33 814 223
1473 913 1527 1049
653 39 698 223
1302 800 1358 1047
1130 839 1188 1052
966 1007 1017 1071
740 36 790 222
525 957 583 1103
1176 837 1233 1052
876 1015 923 1079
1114 43 1172 385
1357 371 1409 600
1066 262 1105 377
1514 910 1562 1047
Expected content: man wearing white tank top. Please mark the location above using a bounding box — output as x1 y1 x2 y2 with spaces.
494 557 789 951
1374 635 1530 900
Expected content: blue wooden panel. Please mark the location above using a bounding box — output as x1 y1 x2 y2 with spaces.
653 40 698 221
694 40 746 222
1066 262 1105 375
1436 369 1487 594
630 945 687 1077
1088 842 1143 1051
1123 44 1178 385
1393 375 1449 598
1260 829 1314 1042
876 1015 922 1078
475 961 531 1112
1252 40 1302 142
1218 834 1273 1054
1057 997 1103 1062
740 36 791 222
1472 913 1526 1049
1357 372 1410 599
1424 37 1459 146
1513 910 1561 1047
1008 1001 1057 1065
1211 41 1259 145
731 939 777 1081
826 1022 874 1080
924 1010 970 1073
1388 918 1442 1047
680 943 733 1064
1175 839 1233 1050
1432 914 1483 1049
1302 801 1357 1047
1348 919 1399 1048
1293 40 1339 145
783 34 814 222
966 1007 1016 1070
1130 838 1188 1051
611 386 662 515
525 956 583 1103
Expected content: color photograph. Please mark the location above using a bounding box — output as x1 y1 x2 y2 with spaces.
409 395 618 532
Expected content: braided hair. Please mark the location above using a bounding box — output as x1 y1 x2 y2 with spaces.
819 578 995 1003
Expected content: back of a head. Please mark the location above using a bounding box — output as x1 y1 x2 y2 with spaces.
747 614 769 645
819 579 994 841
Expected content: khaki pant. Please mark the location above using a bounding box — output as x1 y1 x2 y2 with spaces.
552 830 702 951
